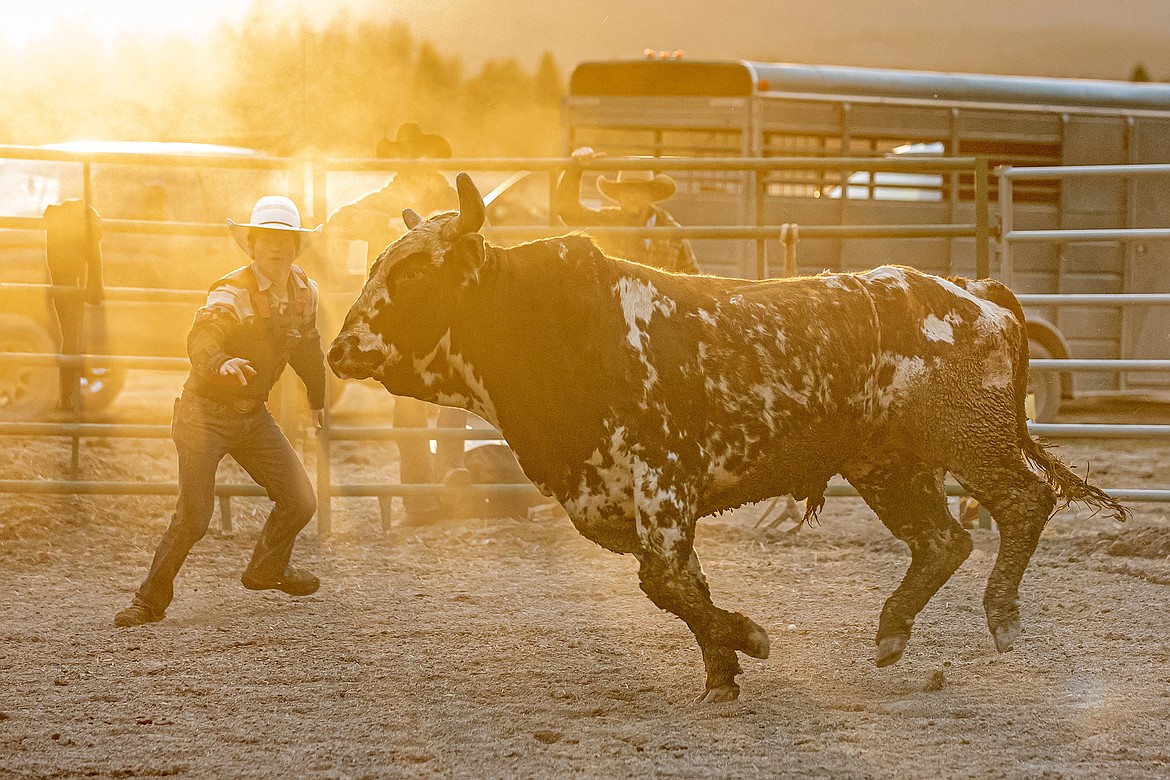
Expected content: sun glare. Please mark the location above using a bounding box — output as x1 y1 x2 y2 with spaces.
1 0 247 47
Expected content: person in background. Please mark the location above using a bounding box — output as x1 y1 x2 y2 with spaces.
324 122 471 524
114 195 326 628
43 199 104 412
329 122 457 266
555 146 701 274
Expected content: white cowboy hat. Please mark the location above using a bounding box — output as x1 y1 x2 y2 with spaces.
227 195 321 256
596 170 677 203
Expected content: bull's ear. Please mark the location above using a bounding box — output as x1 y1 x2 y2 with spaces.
445 233 487 287
402 208 424 229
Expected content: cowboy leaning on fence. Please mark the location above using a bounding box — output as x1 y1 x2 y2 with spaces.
115 195 326 628
554 146 701 274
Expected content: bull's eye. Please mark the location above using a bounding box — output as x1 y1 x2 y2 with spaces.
402 268 425 281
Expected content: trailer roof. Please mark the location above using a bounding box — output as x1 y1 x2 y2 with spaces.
570 59 1170 111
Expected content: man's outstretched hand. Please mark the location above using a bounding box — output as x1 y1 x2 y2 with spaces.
219 357 256 386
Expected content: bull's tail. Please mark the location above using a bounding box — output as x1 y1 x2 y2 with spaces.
964 278 1130 522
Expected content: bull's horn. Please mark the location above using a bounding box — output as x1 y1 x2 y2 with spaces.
451 172 485 236
402 208 423 229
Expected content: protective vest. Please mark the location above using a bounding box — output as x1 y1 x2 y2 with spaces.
184 262 325 407
210 264 310 320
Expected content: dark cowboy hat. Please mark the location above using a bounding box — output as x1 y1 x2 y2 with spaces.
376 122 453 159
596 170 677 202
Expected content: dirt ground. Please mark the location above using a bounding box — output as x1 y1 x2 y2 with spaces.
2 374 1170 779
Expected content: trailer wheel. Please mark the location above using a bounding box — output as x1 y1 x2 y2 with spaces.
1028 339 1062 423
0 314 57 421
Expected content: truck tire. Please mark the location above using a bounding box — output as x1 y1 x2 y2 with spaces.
0 313 57 421
77 305 126 413
78 365 127 413
1028 339 1062 423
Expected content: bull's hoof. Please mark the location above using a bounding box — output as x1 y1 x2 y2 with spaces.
875 635 908 668
694 684 740 704
990 618 1022 653
742 623 771 659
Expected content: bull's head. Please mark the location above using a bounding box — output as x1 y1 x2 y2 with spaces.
327 172 488 401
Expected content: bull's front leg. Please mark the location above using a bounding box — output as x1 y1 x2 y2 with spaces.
631 460 770 703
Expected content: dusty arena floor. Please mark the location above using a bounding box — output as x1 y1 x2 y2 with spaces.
2 374 1170 779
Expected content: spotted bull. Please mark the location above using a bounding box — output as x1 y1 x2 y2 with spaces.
328 173 1127 703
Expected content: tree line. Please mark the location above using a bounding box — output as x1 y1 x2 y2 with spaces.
0 8 564 157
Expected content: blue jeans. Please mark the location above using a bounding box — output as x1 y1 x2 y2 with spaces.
392 396 467 519
134 393 317 616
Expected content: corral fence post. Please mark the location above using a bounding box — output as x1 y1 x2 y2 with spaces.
218 495 232 534
754 171 767 279
781 223 799 278
316 407 332 537
997 165 1015 286
378 496 394 533
975 156 990 279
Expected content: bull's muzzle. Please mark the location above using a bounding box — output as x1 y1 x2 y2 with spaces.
327 334 379 380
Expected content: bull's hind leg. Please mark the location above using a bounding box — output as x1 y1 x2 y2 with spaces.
632 463 769 702
952 455 1056 653
843 456 973 667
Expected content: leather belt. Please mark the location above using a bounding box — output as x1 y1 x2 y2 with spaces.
188 393 264 415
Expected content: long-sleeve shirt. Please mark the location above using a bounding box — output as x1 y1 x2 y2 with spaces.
326 171 458 263
184 263 327 409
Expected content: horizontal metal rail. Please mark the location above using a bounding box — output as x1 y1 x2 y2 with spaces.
0 353 188 370
0 423 171 438
487 224 977 239
1029 424 1170 438
0 220 976 241
1030 359 1170 371
0 422 505 442
0 479 265 497
0 282 209 302
321 155 981 174
0 148 976 179
8 286 1167 308
818 484 1169 502
1008 228 1170 242
330 425 503 441
2 479 1161 504
4 354 1167 373
1018 294 1170 305
5 421 1166 441
1001 163 1170 179
0 144 290 169
0 479 537 498
328 483 541 498
0 215 236 236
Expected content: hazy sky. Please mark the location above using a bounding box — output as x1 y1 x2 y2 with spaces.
2 0 234 44
5 0 1169 79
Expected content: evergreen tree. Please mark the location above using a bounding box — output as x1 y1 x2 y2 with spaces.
534 51 563 106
